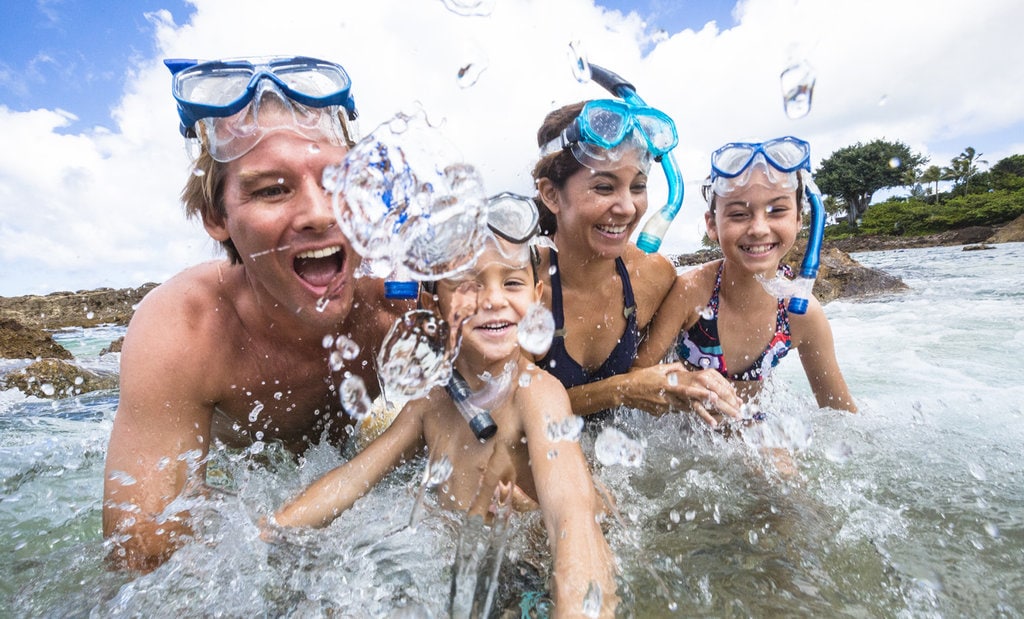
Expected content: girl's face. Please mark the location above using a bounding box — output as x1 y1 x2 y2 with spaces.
706 168 802 277
540 159 649 259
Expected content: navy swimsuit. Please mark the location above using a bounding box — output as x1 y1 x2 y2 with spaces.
538 251 640 389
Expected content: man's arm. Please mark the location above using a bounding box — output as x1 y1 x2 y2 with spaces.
102 283 217 572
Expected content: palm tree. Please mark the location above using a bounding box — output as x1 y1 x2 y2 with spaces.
919 165 945 203
948 147 989 195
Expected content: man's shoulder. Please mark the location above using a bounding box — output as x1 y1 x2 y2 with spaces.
129 261 240 341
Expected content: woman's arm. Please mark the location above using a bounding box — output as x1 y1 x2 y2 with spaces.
274 399 427 528
792 299 857 412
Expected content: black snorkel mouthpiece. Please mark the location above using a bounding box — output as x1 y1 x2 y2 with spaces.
446 370 498 440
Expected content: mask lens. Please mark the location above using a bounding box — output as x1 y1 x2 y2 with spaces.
274 62 350 98
763 138 809 171
712 145 757 178
634 111 676 155
487 193 538 244
176 65 254 107
582 104 627 148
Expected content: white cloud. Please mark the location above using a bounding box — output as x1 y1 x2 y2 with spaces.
1 0 1022 295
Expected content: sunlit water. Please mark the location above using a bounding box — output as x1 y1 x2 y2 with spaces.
2 243 1022 616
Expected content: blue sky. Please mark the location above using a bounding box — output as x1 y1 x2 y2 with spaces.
1 0 1023 296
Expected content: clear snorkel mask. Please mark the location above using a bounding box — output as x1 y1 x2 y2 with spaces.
702 136 826 315
165 56 359 162
539 63 684 254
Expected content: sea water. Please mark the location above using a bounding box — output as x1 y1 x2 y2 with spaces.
1 243 1022 616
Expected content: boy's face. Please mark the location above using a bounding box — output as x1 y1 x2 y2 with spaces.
432 241 541 368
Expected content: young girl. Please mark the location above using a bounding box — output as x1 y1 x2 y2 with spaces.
532 100 743 422
638 136 857 417
274 199 618 617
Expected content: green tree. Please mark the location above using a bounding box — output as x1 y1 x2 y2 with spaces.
919 165 945 203
815 139 927 226
946 146 988 195
986 154 1024 191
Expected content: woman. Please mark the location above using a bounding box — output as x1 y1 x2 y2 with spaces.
531 100 742 423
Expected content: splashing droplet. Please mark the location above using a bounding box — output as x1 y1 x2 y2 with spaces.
377 310 453 399
582 581 603 618
780 61 816 119
889 157 902 169
191 167 206 177
440 0 495 16
594 427 644 467
329 350 345 372
567 40 591 83
545 415 584 443
518 302 555 355
340 374 373 420
321 334 335 349
335 334 361 360
248 402 264 423
456 62 486 88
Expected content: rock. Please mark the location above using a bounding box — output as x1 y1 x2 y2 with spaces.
988 213 1024 243
670 241 908 304
0 358 119 398
963 244 996 251
0 318 73 360
100 336 125 355
0 283 157 331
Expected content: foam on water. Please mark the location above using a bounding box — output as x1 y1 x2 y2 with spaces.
2 244 1024 615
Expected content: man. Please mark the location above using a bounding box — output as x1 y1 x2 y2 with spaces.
102 56 410 571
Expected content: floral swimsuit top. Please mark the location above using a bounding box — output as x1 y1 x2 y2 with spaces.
676 262 793 381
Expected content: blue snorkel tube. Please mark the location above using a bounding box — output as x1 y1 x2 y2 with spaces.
588 63 684 254
788 172 826 315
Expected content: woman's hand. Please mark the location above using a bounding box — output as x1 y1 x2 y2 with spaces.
621 363 743 426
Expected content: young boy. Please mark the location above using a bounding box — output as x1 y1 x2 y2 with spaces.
274 197 618 618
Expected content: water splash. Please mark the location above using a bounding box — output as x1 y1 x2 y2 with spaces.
545 415 584 443
339 374 373 420
780 61 816 119
327 110 489 284
568 40 592 83
756 272 814 299
335 335 361 360
456 62 486 88
582 581 603 618
441 0 495 17
377 310 453 399
410 455 454 530
518 302 555 355
594 427 644 467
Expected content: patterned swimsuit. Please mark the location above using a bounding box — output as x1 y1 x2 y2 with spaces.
676 262 793 381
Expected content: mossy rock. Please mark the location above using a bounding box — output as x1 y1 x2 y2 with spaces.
1 358 119 398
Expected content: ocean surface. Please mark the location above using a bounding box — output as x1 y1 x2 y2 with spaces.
2 243 1022 617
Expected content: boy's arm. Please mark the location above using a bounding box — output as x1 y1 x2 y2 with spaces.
102 286 216 572
794 298 857 412
521 374 619 618
274 397 426 528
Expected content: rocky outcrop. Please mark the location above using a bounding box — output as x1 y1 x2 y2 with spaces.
0 318 73 360
0 283 157 331
827 226 997 253
987 213 1024 243
671 242 908 304
0 358 119 398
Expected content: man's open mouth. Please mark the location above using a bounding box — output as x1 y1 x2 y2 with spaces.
294 245 345 288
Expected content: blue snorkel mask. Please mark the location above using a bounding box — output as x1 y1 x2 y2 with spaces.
704 136 825 315
539 63 684 254
165 56 359 161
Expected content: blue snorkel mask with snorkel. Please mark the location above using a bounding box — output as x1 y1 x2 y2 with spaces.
539 63 684 253
703 136 826 315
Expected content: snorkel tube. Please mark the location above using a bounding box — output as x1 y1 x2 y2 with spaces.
588 63 684 254
446 369 498 440
788 173 826 315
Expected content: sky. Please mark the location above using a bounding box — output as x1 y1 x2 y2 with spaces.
1 0 1023 296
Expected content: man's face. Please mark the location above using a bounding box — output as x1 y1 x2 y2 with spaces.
209 125 359 324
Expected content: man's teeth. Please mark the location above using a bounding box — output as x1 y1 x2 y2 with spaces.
296 245 342 260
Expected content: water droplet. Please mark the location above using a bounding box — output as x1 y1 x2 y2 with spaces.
889 157 902 169
86 311 95 320
548 265 557 276
378 310 453 399
748 530 759 545
669 456 680 469
321 334 335 349
594 427 644 467
780 61 816 119
73 376 84 386
335 334 361 360
518 372 532 388
315 295 331 313
340 374 373 420
440 0 494 16
273 391 283 400
667 372 678 387
249 440 265 455
518 302 555 355
248 402 264 423
329 350 345 372
545 415 584 443
191 167 206 177
308 143 321 154
255 431 264 440
567 40 591 83
40 383 55 396
877 94 888 106
699 305 714 320
685 510 696 521
984 522 1000 538
582 581 602 618
669 510 681 524
108 470 137 486
456 62 486 88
